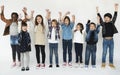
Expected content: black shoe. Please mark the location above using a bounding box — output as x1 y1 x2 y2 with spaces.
56 65 59 67
80 61 83 63
49 65 52 68
21 67 25 71
26 67 29 71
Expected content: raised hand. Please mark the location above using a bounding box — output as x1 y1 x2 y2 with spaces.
22 7 27 13
97 16 100 25
65 11 70 16
46 9 51 19
115 3 119 11
72 15 75 22
59 12 62 17
96 6 99 13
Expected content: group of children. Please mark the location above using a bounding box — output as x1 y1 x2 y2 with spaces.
0 3 118 71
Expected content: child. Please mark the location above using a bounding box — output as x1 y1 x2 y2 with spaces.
0 5 27 67
59 11 75 66
18 21 31 71
34 14 46 68
85 19 100 68
96 4 118 68
73 23 84 67
46 9 60 68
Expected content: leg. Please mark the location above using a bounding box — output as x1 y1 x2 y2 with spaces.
85 45 91 65
49 43 53 65
102 39 108 64
16 45 21 62
11 45 16 62
35 45 40 64
25 52 30 67
109 39 114 64
74 43 79 63
80 44 83 63
91 45 97 65
63 39 67 63
40 45 46 64
21 53 24 67
54 43 59 65
68 39 72 63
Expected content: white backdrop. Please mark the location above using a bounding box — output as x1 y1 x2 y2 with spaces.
0 0 120 75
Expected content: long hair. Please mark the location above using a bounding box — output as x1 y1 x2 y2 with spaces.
64 16 70 25
35 15 45 30
74 23 84 34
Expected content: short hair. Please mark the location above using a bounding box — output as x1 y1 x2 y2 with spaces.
90 22 96 28
52 19 58 25
21 21 27 27
11 12 18 18
104 13 112 19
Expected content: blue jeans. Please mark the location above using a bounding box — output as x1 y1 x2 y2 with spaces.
62 39 72 63
102 38 114 64
85 44 96 65
49 43 59 65
10 35 18 45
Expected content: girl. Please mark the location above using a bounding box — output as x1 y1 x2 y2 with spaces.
59 11 75 67
18 21 31 71
73 23 84 67
0 5 27 67
34 15 46 68
46 9 60 68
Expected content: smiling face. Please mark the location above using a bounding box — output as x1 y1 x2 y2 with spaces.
22 26 27 32
37 16 42 24
64 16 70 26
51 19 57 28
11 13 18 22
90 24 96 30
104 16 111 23
76 25 81 30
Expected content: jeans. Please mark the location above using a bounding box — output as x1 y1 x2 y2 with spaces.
49 43 59 65
85 44 96 65
74 43 83 63
102 38 114 64
10 35 18 45
35 45 46 64
62 39 72 63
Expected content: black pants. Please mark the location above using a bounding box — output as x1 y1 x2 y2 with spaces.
35 45 46 64
11 45 20 62
74 43 83 63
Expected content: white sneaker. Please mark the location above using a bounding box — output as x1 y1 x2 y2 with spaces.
68 62 72 67
74 63 79 68
80 63 84 68
62 62 67 67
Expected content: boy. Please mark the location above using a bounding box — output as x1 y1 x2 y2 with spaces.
85 18 100 68
96 4 118 68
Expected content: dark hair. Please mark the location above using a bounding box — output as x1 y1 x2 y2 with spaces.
21 21 27 27
52 19 58 25
11 12 18 19
104 13 112 19
64 16 70 25
90 22 96 28
35 15 45 29
77 23 84 34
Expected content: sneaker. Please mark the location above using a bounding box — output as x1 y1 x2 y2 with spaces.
92 65 96 68
26 67 30 71
41 64 45 68
18 62 21 67
74 63 79 68
80 63 84 68
56 64 59 67
21 67 25 71
68 62 72 67
62 62 67 66
101 63 106 68
12 62 16 67
49 65 52 68
36 64 40 68
109 64 115 69
85 65 88 68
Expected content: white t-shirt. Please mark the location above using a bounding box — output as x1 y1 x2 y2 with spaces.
48 28 58 43
73 30 85 43
10 22 18 35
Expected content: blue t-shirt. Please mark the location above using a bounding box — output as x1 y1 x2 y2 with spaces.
61 22 74 40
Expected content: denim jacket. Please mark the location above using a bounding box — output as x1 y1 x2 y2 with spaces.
86 22 100 44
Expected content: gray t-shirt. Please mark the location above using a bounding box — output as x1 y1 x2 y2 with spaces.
10 22 18 35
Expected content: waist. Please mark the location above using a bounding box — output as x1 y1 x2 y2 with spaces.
104 37 113 40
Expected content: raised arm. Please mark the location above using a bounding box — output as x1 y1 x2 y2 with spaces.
96 7 103 24
46 9 51 27
71 15 75 23
96 16 101 33
22 7 28 22
0 5 10 23
112 3 118 24
86 20 90 33
61 11 70 23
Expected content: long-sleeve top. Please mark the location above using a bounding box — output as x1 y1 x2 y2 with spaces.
97 12 118 38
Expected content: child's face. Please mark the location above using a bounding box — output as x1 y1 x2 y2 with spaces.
90 24 96 30
37 16 42 24
76 25 81 30
64 19 69 26
52 22 57 28
12 14 18 22
22 26 27 32
104 16 111 23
